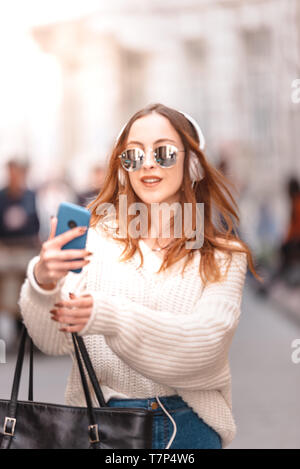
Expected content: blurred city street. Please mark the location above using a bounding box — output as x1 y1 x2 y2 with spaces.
0 0 300 450
1 279 300 449
228 279 300 449
0 338 72 406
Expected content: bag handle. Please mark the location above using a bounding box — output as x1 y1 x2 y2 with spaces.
71 334 101 446
29 336 33 401
1 324 105 448
1 326 30 448
26 329 106 408
73 333 106 407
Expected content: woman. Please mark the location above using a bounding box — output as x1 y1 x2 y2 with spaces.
18 103 261 449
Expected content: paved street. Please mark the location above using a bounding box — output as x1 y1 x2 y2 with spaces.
0 344 72 406
1 279 300 449
228 279 300 449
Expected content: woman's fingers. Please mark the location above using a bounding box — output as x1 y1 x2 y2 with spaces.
52 226 88 248
51 259 91 271
51 314 90 324
50 307 91 319
54 296 93 309
34 215 91 287
48 217 58 240
55 249 93 261
50 292 93 333
50 307 91 333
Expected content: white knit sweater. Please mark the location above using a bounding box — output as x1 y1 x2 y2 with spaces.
18 224 247 448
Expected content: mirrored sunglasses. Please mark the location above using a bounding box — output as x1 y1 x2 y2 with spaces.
118 145 184 172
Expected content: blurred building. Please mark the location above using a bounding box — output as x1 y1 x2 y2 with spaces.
0 0 300 254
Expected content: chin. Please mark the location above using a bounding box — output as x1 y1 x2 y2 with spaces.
132 188 158 201
145 196 179 204
142 199 163 208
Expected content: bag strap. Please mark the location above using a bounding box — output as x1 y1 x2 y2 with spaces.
28 337 33 401
71 334 101 447
73 334 106 407
1 324 104 448
8 325 28 415
1 325 28 448
26 330 106 407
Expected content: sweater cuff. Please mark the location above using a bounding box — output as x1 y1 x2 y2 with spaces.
27 256 65 296
78 291 119 337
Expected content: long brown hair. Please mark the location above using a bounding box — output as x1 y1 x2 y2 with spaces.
87 103 262 286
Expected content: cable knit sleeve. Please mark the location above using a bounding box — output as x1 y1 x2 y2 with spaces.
79 248 248 391
18 256 88 356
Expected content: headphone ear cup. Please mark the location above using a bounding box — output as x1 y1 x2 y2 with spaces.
118 167 126 186
179 111 205 150
189 151 205 183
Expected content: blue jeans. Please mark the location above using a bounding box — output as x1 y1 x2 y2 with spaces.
107 394 222 449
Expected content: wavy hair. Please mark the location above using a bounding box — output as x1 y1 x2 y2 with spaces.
87 103 262 286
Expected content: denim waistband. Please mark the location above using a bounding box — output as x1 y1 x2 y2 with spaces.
107 394 189 413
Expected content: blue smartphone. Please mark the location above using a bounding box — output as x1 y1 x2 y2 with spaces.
55 202 91 273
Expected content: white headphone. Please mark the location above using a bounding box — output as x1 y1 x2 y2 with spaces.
117 109 205 188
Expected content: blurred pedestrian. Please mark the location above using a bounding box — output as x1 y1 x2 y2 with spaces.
0 157 40 247
0 156 41 343
277 177 300 284
284 177 300 245
260 176 300 291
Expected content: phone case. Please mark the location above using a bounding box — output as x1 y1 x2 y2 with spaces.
55 202 91 273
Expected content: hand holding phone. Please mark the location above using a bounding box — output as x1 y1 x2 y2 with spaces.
54 202 91 273
34 203 92 289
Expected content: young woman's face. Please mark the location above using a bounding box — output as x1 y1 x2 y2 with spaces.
126 113 185 207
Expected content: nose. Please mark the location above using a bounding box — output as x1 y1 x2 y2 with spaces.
143 148 156 169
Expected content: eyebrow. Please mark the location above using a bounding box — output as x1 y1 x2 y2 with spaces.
126 138 177 147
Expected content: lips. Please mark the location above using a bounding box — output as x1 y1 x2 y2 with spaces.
141 177 162 189
141 177 162 188
140 176 162 183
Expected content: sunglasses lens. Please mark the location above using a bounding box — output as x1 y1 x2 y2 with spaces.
155 145 178 168
119 145 178 171
120 148 144 171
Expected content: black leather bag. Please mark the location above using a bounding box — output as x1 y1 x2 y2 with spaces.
0 325 153 449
